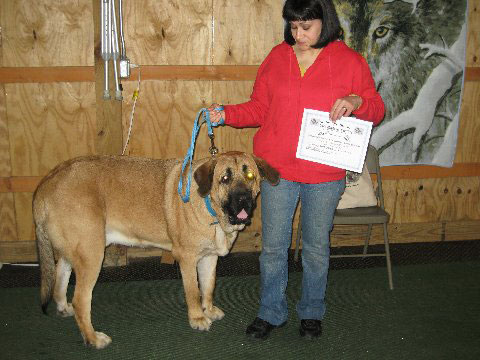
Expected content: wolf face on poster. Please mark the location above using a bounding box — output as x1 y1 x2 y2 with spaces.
334 0 467 167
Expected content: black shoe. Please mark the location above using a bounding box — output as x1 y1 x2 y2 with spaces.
299 319 322 339
246 317 286 340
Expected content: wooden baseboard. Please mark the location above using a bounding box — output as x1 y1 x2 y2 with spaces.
1 220 479 264
0 241 37 263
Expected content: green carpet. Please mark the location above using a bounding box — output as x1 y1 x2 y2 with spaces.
1 261 479 360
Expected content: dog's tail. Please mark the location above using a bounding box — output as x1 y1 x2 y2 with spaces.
33 196 56 315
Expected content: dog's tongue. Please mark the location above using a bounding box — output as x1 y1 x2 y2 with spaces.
237 209 248 220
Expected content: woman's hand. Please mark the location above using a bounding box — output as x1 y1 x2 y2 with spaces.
207 103 225 124
329 95 363 122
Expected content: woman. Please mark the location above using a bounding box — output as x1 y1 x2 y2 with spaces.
208 0 385 340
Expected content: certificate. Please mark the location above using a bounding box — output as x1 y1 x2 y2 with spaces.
295 109 372 173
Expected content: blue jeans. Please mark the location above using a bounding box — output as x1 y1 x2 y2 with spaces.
257 178 345 325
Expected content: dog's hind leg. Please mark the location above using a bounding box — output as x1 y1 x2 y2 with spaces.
178 257 212 331
197 255 224 322
71 239 111 349
53 257 74 317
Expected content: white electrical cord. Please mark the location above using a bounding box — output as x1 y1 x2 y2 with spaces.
122 64 141 156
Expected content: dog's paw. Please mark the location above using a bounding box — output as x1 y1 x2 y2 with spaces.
88 332 112 349
189 316 212 331
204 306 225 321
56 303 74 317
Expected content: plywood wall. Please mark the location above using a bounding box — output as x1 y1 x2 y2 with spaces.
1 0 94 67
0 0 479 264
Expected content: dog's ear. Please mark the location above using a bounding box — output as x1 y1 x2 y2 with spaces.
253 155 280 185
194 158 217 197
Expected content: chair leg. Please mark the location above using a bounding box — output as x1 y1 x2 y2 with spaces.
294 212 302 262
383 222 394 290
363 224 373 256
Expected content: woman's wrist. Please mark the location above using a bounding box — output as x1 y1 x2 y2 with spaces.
349 94 363 111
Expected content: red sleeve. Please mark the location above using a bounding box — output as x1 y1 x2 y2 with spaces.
223 54 272 128
352 57 385 126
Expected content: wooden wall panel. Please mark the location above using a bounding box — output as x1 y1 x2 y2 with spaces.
1 0 480 263
445 220 480 241
0 83 10 177
121 80 212 158
0 193 17 242
1 0 93 67
229 220 480 254
14 192 34 241
458 0 479 164
212 80 255 153
6 83 96 176
213 0 284 65
0 241 37 263
383 177 480 224
466 0 479 67
384 179 436 224
122 0 212 65
456 81 480 162
431 177 480 221
330 222 444 246
3 219 480 263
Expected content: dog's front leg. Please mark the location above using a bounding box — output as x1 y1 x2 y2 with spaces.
198 255 224 322
178 257 212 331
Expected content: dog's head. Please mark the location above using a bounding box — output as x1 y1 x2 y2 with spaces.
194 152 279 226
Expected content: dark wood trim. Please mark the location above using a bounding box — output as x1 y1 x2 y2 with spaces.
465 66 480 82
0 177 41 193
1 65 478 83
380 163 480 180
0 241 38 263
2 162 480 193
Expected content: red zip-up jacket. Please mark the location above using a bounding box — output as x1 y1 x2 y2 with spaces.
224 40 385 183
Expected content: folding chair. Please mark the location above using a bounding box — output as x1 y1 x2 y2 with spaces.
294 145 393 290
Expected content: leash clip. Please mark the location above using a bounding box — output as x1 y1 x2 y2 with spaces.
209 134 218 156
205 106 224 157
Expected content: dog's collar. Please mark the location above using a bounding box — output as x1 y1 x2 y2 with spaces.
204 195 218 225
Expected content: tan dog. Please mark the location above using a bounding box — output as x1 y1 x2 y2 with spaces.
33 151 279 349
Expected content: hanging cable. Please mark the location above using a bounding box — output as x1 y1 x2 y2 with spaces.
122 64 141 155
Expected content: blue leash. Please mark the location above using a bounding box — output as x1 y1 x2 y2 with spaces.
177 107 224 217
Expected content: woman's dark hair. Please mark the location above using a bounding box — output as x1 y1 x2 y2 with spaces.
282 0 341 48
